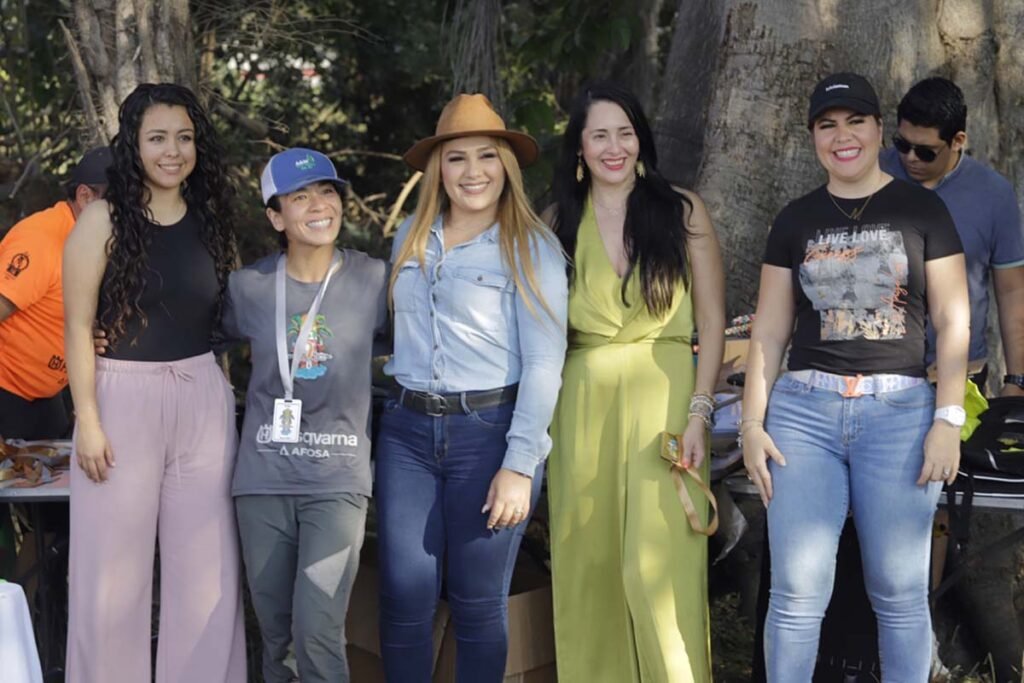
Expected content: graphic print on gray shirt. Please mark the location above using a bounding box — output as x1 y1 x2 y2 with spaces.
223 249 387 497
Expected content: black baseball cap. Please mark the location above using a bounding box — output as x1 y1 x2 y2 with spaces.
66 146 113 191
807 73 881 127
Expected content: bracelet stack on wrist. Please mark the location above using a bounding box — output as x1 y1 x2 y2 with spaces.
737 418 764 448
688 393 716 429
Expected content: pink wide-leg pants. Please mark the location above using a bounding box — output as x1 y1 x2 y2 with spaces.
66 352 246 683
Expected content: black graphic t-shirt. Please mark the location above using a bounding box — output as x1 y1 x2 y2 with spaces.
764 179 962 377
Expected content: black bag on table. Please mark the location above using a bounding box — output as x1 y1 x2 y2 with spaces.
936 397 1024 602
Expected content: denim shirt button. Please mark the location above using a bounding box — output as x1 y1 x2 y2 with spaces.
476 275 483 281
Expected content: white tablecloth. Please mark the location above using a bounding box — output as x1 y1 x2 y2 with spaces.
0 581 43 683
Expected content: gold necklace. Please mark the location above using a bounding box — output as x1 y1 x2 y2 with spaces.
592 196 627 213
827 188 877 222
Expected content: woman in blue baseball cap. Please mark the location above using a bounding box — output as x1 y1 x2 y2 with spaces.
225 147 387 683
742 72 969 681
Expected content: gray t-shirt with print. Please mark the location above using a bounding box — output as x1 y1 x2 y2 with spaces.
224 248 387 497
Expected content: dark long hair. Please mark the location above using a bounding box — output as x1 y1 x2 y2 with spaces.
551 82 692 318
102 83 237 346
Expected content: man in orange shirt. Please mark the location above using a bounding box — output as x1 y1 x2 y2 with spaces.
0 146 111 440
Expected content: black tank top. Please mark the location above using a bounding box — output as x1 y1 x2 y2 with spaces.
99 209 221 361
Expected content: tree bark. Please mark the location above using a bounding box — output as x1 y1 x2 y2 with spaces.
602 0 666 112
68 0 197 142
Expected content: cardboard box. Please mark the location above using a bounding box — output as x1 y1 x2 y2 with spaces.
345 548 451 682
346 543 557 682
432 555 556 682
722 337 749 369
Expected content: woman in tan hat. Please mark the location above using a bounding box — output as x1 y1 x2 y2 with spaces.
375 93 568 682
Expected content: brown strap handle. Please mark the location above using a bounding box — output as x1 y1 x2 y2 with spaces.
660 432 719 536
671 466 719 536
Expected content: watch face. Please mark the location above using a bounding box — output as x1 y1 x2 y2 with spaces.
936 406 966 427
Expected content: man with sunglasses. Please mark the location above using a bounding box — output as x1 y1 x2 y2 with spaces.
881 77 1024 396
882 77 1024 681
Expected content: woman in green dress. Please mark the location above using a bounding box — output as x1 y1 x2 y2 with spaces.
546 82 725 682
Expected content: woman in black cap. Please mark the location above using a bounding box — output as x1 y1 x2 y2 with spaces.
741 72 969 680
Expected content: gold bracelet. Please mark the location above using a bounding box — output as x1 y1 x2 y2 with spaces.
739 418 764 433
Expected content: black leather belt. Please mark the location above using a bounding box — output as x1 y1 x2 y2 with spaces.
396 384 518 417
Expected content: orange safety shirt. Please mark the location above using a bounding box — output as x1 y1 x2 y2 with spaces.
0 201 76 400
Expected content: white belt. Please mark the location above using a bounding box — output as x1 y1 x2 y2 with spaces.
786 370 927 397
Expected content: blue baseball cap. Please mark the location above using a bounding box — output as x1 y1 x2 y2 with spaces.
260 148 348 205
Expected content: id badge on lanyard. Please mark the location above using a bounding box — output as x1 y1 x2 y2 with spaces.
273 252 341 443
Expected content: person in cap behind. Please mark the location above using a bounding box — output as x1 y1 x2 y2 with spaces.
0 146 110 619
376 94 568 682
741 72 969 681
0 145 110 439
224 148 386 683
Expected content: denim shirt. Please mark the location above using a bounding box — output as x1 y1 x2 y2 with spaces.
385 215 569 475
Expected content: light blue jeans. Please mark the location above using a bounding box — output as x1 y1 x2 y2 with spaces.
763 373 941 682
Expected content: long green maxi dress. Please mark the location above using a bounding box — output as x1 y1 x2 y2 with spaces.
548 198 712 682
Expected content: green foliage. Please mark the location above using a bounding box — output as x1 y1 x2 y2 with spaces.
0 0 84 229
3 0 653 252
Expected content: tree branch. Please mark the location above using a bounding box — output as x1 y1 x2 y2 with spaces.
383 172 422 237
327 149 404 162
58 19 109 146
135 0 159 83
0 86 25 160
211 100 270 138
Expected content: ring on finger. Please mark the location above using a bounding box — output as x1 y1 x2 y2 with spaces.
942 468 951 477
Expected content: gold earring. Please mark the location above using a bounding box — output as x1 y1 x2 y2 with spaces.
636 160 646 178
576 157 584 183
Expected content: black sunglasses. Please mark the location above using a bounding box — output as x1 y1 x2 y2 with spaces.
891 135 942 163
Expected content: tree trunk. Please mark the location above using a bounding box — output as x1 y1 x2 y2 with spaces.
601 0 666 112
66 0 196 143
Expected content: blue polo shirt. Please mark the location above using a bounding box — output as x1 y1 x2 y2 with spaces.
880 147 1024 362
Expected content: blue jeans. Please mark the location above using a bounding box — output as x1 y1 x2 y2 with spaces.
763 374 941 682
375 399 543 683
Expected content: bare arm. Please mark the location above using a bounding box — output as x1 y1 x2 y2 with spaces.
743 266 795 427
921 253 970 485
64 200 114 481
929 254 970 409
673 191 725 469
682 191 725 399
0 294 15 323
741 265 795 504
993 265 1024 395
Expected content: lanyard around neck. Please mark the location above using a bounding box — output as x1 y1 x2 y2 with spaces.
275 252 342 399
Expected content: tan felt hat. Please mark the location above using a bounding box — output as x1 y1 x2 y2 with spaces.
403 93 539 171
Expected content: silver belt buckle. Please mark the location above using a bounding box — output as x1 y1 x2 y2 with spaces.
424 393 447 416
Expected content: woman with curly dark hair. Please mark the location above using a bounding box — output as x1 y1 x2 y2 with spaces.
63 83 246 683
